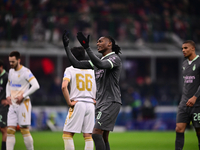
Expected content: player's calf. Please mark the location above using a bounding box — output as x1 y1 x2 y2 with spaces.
20 128 34 150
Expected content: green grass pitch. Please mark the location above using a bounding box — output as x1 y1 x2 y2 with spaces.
1 130 197 150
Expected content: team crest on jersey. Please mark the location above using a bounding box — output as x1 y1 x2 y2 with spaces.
182 67 185 70
193 64 196 71
18 74 20 78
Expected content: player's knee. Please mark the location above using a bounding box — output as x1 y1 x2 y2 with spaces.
7 127 16 135
175 125 184 133
20 128 30 136
92 134 102 142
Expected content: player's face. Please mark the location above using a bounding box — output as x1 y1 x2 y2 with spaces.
97 37 111 53
9 56 20 70
182 43 194 58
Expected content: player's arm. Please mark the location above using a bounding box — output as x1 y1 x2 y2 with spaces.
76 32 113 69
64 46 93 69
186 86 200 107
62 31 93 69
61 79 77 107
16 78 40 104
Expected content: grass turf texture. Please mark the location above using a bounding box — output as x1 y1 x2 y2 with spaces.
1 131 197 150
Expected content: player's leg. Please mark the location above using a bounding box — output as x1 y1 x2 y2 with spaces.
103 131 110 150
82 103 95 150
0 109 8 150
19 99 34 150
7 106 17 150
63 102 85 150
20 126 34 150
6 126 16 150
83 133 93 150
195 128 200 149
175 123 187 150
175 106 190 150
0 127 7 150
92 128 105 150
63 132 75 150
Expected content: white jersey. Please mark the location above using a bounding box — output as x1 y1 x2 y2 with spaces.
63 66 96 103
7 65 36 105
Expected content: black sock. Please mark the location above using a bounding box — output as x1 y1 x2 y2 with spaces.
92 134 105 150
197 134 200 150
175 132 184 150
105 142 110 150
1 141 6 150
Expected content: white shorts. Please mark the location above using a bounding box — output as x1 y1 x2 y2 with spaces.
63 101 95 133
7 99 32 126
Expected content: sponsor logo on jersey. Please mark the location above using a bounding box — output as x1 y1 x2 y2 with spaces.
95 70 104 79
183 76 195 83
10 81 21 87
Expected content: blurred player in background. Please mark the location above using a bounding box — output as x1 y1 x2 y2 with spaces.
6 51 40 150
62 46 96 150
175 40 200 150
62 31 122 150
0 59 9 150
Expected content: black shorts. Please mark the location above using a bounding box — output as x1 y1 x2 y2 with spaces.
0 110 8 128
176 105 200 128
94 102 121 131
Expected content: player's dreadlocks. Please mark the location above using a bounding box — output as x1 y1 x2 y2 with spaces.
104 36 121 55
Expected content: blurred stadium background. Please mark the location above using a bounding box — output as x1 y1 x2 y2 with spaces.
0 0 200 132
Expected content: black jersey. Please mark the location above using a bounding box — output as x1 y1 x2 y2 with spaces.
180 55 200 107
0 69 8 111
94 52 122 108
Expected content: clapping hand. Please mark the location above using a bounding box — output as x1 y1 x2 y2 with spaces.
62 30 70 47
77 32 90 49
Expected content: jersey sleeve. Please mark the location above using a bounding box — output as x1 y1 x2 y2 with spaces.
85 47 114 69
107 55 121 69
63 68 71 82
24 69 35 82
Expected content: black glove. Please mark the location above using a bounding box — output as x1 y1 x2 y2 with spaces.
62 30 69 47
77 32 90 49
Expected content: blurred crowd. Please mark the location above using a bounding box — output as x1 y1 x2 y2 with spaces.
0 0 189 122
0 0 200 43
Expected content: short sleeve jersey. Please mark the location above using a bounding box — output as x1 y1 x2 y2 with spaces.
7 65 35 105
180 55 200 106
63 66 96 103
0 70 8 110
94 52 122 108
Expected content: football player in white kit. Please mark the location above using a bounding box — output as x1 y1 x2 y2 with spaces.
6 51 40 150
62 46 96 150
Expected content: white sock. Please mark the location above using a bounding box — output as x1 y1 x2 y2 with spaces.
23 135 34 150
21 128 34 150
84 137 93 150
6 128 16 150
63 134 74 150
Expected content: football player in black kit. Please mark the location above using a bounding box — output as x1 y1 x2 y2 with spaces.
62 31 122 150
176 40 200 150
0 59 9 150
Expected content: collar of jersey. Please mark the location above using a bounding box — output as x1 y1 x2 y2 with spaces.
101 52 115 60
16 65 23 71
187 55 199 65
0 69 5 77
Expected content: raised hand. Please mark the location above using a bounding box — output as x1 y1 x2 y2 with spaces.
62 30 70 47
77 32 90 49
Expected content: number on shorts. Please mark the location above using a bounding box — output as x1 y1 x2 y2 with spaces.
193 113 200 121
76 74 93 91
97 112 102 120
